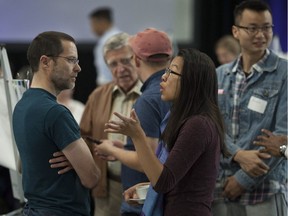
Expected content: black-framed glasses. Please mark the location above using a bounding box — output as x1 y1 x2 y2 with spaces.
165 68 182 77
48 55 79 65
235 24 274 35
107 56 133 69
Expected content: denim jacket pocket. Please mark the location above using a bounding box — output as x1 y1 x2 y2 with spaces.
248 88 279 120
253 88 279 99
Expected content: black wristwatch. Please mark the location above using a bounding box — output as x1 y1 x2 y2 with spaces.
279 144 287 157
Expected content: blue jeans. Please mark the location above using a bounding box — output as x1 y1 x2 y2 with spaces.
22 203 76 216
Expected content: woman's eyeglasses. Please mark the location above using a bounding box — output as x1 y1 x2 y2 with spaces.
165 68 182 77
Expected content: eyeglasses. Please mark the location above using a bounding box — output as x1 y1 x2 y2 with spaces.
165 68 182 78
48 55 79 65
107 56 133 69
235 24 274 35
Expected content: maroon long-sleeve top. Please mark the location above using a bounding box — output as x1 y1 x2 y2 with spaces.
154 116 221 216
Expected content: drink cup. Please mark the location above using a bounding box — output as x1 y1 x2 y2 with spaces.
136 184 149 199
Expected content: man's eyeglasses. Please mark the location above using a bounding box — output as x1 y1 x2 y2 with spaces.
48 55 79 65
235 25 274 35
165 68 182 78
107 56 133 69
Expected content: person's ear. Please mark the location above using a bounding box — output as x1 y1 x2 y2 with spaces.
232 26 239 40
134 55 141 67
40 55 50 68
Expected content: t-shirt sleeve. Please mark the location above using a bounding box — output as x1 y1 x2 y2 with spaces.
45 105 81 150
154 116 212 193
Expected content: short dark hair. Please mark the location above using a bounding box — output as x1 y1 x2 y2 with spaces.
89 7 113 22
27 31 75 72
234 0 271 25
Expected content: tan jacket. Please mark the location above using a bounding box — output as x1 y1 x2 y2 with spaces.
80 80 142 197
80 82 115 197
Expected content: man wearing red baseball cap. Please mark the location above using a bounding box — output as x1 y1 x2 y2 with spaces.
129 28 172 62
95 28 173 215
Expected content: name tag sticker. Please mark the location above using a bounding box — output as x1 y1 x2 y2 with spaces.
218 89 224 94
247 96 267 114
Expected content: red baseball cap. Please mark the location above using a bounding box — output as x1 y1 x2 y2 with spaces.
129 28 172 62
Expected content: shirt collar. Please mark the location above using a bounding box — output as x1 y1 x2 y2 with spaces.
232 49 270 74
112 80 142 96
140 70 164 93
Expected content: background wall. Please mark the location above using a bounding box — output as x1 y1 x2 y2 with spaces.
0 0 286 103
0 0 194 43
0 0 195 103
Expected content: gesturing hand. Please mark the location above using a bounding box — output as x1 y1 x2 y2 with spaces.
93 140 120 161
104 109 144 139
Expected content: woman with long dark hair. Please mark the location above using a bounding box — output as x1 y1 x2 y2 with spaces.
103 48 229 215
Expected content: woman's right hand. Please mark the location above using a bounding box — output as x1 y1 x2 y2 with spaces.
104 109 144 139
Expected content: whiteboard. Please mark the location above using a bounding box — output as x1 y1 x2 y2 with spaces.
0 47 29 172
0 78 29 171
0 47 26 202
0 78 18 170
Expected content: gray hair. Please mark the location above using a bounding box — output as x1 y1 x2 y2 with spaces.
103 32 130 58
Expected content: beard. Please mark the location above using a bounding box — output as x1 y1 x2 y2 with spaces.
51 67 75 93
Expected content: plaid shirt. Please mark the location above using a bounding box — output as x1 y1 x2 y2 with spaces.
215 50 287 205
213 178 284 205
231 50 270 141
231 66 247 141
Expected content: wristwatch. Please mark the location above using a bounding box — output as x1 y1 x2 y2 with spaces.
279 144 287 157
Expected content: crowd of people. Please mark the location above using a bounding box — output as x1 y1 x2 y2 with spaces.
1 1 286 216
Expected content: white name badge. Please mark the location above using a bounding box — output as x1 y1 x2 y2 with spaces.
247 96 267 114
218 89 224 94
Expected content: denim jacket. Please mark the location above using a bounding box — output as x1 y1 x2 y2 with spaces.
216 50 287 191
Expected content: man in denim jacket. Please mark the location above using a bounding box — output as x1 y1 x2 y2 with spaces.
212 1 287 216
